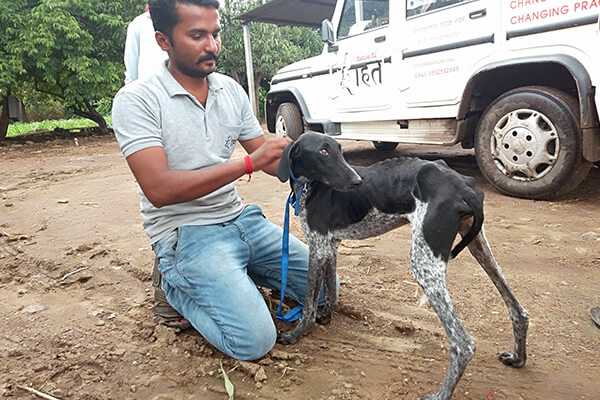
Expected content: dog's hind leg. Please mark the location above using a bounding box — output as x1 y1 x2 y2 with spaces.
461 223 529 367
410 236 475 400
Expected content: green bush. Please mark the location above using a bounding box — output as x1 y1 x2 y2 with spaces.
25 96 66 122
7 117 112 137
13 89 66 122
259 86 267 119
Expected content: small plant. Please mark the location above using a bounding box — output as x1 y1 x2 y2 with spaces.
219 361 235 400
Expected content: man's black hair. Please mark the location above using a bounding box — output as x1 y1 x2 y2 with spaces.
149 0 220 43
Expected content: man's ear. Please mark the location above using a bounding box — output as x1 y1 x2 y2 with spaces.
276 141 296 182
155 31 171 51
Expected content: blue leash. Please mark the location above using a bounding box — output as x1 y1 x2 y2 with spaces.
276 170 311 322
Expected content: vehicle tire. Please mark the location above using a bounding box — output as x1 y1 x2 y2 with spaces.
275 102 304 140
373 141 398 152
474 86 591 199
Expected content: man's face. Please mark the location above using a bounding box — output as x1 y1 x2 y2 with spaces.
169 4 221 78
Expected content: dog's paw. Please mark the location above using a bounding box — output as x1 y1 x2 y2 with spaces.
277 330 300 345
315 311 332 325
498 351 526 368
419 394 441 400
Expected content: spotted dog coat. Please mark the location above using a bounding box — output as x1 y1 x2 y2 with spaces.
276 132 529 400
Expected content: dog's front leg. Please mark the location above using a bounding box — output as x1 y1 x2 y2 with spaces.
316 239 340 325
277 236 328 345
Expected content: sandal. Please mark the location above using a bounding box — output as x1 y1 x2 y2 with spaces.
153 258 192 330
590 307 600 329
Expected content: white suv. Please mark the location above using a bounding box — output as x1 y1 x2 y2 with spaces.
265 0 600 199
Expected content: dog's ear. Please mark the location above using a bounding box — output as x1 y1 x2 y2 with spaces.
277 141 296 182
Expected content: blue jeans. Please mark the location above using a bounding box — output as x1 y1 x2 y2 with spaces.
152 205 330 360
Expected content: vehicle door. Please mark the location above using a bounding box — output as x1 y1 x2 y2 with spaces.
402 0 499 108
329 0 394 115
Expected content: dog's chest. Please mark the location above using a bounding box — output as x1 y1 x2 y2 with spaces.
328 208 409 240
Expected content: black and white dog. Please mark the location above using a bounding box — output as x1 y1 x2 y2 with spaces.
276 132 529 400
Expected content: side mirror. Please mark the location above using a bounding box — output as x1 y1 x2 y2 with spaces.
321 19 335 45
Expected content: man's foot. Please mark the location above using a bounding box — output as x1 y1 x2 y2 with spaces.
590 307 600 328
159 316 192 330
153 258 192 330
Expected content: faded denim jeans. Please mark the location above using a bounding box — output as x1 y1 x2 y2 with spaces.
152 205 333 360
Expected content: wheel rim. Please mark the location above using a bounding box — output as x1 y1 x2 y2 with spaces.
490 108 559 182
275 115 287 138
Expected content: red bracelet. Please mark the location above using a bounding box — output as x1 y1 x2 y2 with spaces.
244 155 253 181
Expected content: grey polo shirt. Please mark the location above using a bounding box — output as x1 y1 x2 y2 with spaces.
112 61 263 244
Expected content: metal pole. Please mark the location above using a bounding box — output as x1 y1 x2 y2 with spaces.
242 23 258 118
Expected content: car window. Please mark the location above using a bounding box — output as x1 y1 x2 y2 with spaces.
337 0 389 40
406 0 468 18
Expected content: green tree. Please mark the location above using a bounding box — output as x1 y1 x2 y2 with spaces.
0 0 28 137
218 0 323 116
1 0 323 137
0 0 146 138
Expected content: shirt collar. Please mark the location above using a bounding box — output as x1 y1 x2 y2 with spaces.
157 60 224 98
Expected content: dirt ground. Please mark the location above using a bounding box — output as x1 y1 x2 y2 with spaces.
0 131 599 400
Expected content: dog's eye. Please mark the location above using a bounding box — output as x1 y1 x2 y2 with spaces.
319 148 329 156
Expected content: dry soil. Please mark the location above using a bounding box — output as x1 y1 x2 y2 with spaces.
0 132 599 400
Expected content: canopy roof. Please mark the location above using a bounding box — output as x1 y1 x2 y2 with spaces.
237 0 337 28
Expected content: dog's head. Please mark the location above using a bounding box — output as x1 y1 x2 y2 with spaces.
276 131 363 191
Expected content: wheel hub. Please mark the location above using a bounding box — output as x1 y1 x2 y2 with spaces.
275 115 287 138
491 109 559 181
510 137 527 155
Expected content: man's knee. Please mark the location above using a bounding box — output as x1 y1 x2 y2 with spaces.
229 321 277 361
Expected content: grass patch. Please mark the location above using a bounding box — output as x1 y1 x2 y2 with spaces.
7 117 112 138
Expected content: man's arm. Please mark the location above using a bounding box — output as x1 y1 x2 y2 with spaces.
126 137 289 208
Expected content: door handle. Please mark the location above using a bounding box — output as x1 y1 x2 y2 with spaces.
469 8 487 19
374 35 386 43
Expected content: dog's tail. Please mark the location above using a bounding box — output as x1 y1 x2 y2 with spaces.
450 187 484 259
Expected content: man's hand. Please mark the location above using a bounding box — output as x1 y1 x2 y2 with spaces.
241 136 292 176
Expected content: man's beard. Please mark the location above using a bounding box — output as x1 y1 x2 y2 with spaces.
173 52 219 78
